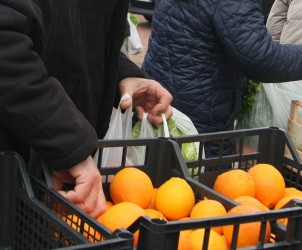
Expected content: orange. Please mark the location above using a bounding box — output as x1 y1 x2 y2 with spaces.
178 217 193 250
155 177 195 220
275 195 302 210
285 187 302 198
221 235 231 249
213 169 256 199
147 188 158 209
189 229 228 250
96 201 114 223
190 199 227 234
65 214 101 242
223 205 271 248
179 217 191 221
234 196 269 211
97 202 145 246
144 208 166 220
109 167 154 208
178 229 192 250
274 195 302 226
248 164 285 208
106 201 114 210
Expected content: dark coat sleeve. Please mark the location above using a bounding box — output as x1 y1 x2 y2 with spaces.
215 0 302 83
118 52 147 81
0 3 98 170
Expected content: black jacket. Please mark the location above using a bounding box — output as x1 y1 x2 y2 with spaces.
0 0 145 169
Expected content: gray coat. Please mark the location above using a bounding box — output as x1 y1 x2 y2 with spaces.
267 0 302 44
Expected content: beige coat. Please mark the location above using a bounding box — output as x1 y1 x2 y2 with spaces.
266 0 302 44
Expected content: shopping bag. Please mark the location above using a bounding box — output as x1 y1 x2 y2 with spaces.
127 14 143 55
263 81 302 130
237 83 273 149
170 107 199 161
127 112 170 165
94 93 133 168
131 108 199 162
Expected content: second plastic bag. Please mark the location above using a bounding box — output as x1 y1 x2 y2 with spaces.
128 112 170 165
131 107 199 162
263 81 302 130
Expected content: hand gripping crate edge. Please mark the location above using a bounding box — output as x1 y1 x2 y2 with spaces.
0 151 133 250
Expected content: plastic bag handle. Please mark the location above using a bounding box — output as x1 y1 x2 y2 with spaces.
161 113 170 137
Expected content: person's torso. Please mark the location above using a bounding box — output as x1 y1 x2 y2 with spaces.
34 0 128 136
142 0 252 133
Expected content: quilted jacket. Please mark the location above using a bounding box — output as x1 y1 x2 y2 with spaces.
142 0 302 156
0 0 145 169
267 0 302 44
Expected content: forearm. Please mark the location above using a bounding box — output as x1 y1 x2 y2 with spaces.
0 12 98 170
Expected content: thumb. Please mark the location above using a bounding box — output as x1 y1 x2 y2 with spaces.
119 93 133 110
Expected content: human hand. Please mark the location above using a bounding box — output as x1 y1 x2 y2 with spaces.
119 77 173 124
51 156 106 218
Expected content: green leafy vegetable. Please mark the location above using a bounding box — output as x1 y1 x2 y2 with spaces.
238 81 261 121
132 117 198 161
129 14 139 26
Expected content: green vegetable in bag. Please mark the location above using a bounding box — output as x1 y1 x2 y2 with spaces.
166 118 198 161
132 116 198 161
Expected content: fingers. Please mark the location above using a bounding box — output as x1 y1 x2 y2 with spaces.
52 156 106 218
120 95 133 110
90 187 107 218
59 174 106 218
136 105 173 125
148 105 173 125
149 85 173 117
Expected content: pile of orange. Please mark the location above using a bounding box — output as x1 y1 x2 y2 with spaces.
213 164 302 232
223 205 271 248
61 164 302 249
97 168 197 247
213 164 286 209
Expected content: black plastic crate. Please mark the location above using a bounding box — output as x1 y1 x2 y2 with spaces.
92 137 237 206
91 135 302 249
0 152 133 250
32 137 243 249
27 130 302 249
136 204 302 250
156 127 302 249
171 127 302 189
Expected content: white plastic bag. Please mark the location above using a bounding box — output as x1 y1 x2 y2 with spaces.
127 14 143 55
238 84 273 129
263 81 302 130
171 107 200 161
94 93 132 168
172 107 198 137
156 113 170 138
127 112 170 165
237 84 273 149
